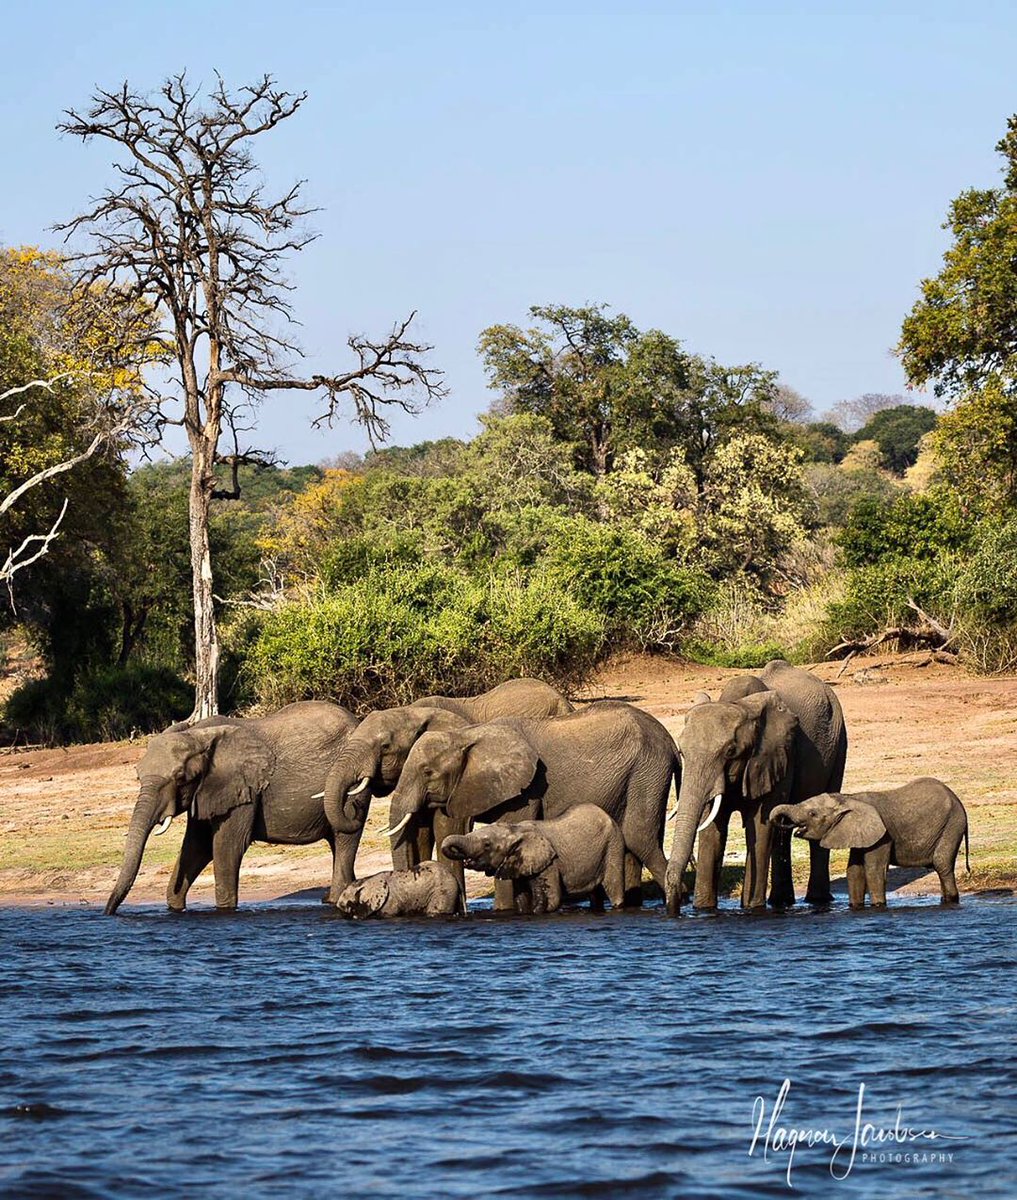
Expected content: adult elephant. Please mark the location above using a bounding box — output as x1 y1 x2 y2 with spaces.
319 678 573 901
381 702 675 908
105 701 358 915
664 660 847 915
414 677 573 723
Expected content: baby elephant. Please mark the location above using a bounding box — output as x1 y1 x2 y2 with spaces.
771 778 969 907
441 805 626 914
335 862 465 918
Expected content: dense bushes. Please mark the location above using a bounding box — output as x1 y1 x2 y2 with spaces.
4 665 191 744
245 566 605 709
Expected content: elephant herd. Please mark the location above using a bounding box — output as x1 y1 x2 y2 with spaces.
104 662 970 919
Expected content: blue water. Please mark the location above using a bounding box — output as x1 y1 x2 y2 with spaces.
2 895 1015 1199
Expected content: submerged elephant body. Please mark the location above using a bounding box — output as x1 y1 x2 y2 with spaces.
106 701 358 914
772 779 969 907
385 701 675 908
442 805 627 913
335 862 465 918
665 660 847 915
320 678 573 900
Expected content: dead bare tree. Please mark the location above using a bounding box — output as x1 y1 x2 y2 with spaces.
57 74 446 719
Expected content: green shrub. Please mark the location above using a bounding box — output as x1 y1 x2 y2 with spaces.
537 519 714 649
685 639 793 669
837 490 971 567
820 559 959 647
245 565 605 710
4 665 191 744
955 519 1017 624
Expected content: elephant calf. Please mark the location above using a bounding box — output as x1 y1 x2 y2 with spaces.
772 778 969 908
442 805 627 914
334 862 465 918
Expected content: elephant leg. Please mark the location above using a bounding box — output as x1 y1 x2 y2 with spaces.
865 843 891 908
623 852 644 908
933 842 960 904
846 849 867 908
767 820 796 909
531 869 562 914
325 826 364 905
167 819 213 912
211 806 255 910
603 840 627 910
742 807 772 911
805 840 834 905
693 808 729 910
433 810 467 894
494 878 516 912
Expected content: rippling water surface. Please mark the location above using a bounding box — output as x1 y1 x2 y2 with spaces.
2 895 1015 1198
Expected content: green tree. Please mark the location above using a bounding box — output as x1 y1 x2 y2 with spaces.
899 115 1017 506
853 404 938 475
478 303 781 485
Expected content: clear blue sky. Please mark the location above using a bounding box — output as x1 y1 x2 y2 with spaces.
2 1 1015 463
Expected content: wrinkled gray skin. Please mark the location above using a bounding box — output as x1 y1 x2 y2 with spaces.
442 805 626 913
334 861 466 918
772 779 969 907
386 702 675 910
321 678 573 901
665 660 847 915
105 701 358 915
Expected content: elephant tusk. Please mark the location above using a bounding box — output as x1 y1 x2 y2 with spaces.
379 813 412 839
347 777 371 797
666 808 678 822
189 799 197 819
152 815 173 836
697 795 723 834
311 791 325 800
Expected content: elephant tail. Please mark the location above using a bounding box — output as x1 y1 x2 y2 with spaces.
964 824 970 874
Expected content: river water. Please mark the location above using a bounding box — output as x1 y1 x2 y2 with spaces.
2 894 1014 1199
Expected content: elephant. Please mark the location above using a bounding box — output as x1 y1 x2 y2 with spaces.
319 678 573 901
334 862 466 918
382 701 675 909
442 805 626 913
771 779 969 907
414 677 573 722
105 701 359 914
664 660 847 915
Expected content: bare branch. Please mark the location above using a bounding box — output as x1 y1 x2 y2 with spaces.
2 499 69 597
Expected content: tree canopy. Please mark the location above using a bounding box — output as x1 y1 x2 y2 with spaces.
899 115 1017 505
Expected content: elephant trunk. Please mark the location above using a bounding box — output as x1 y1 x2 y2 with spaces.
769 803 800 828
440 835 470 861
664 768 725 916
322 742 380 834
105 784 165 916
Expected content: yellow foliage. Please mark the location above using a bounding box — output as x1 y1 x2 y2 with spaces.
257 469 360 574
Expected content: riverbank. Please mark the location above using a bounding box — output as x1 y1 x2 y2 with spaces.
2 653 1015 906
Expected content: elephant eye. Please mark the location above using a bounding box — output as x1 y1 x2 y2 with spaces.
724 743 738 759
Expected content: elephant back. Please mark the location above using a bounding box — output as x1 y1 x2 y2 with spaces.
759 660 846 800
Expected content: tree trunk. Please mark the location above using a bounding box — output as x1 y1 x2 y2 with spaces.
189 437 219 720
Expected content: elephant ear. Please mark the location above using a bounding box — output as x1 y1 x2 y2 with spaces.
821 798 887 850
740 692 799 800
501 830 557 879
358 875 390 915
447 727 539 820
192 726 276 821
